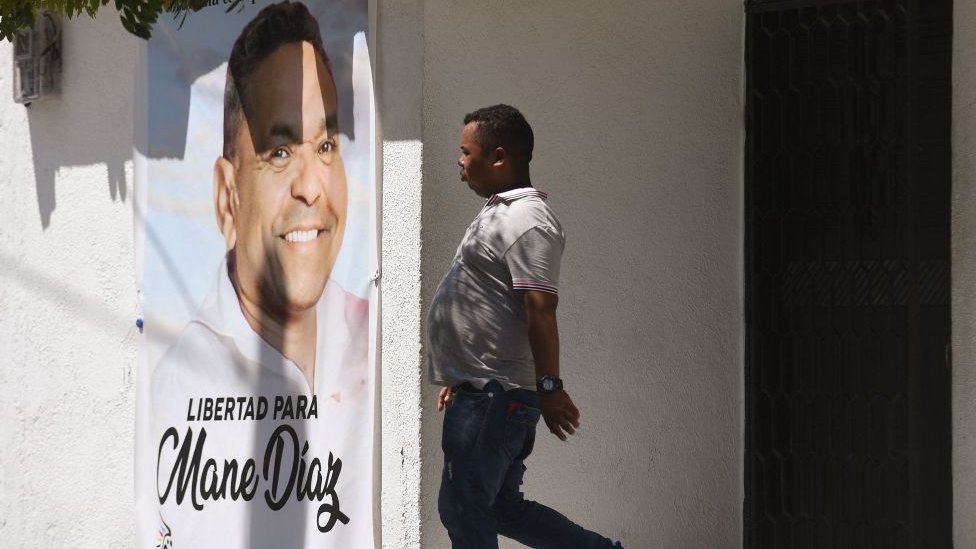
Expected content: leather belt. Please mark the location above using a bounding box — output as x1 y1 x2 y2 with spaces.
459 381 484 393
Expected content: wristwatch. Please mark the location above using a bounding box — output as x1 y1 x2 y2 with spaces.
536 376 563 394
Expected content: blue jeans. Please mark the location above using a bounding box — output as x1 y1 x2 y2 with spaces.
438 380 622 548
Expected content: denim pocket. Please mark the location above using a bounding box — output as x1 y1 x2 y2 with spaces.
501 402 540 459
442 390 491 455
505 402 541 426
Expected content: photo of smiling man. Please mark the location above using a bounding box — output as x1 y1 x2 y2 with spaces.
203 1 355 393
137 2 375 548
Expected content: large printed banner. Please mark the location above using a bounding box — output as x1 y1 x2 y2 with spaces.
134 2 376 547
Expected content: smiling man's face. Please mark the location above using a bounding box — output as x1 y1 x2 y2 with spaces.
222 40 346 317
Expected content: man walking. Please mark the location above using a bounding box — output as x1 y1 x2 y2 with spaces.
428 104 623 548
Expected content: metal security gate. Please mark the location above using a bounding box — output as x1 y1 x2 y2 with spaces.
743 0 952 547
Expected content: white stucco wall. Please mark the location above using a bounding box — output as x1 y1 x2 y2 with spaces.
377 0 425 547
953 1 976 546
418 1 745 547
0 11 138 549
0 2 745 548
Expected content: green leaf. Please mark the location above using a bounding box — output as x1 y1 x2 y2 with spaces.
0 0 212 41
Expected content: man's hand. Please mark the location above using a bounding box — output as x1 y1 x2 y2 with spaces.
437 386 454 412
539 389 580 441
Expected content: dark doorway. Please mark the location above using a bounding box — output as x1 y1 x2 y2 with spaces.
744 0 952 547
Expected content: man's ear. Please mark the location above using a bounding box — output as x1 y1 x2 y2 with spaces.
492 146 507 167
213 156 238 251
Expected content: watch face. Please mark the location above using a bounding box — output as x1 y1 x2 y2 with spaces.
542 379 555 391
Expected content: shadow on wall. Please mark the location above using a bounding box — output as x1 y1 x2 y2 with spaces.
26 96 130 228
21 9 133 229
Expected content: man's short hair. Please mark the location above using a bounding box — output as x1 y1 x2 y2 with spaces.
222 1 332 159
463 104 534 165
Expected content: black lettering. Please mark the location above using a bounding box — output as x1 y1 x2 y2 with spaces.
315 453 349 532
219 459 238 499
263 424 298 510
200 458 219 498
223 396 236 420
238 460 257 501
156 427 206 511
297 441 310 501
157 427 260 509
157 423 348 531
